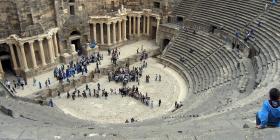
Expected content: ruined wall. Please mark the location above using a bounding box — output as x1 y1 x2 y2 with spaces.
16 0 57 37
0 1 20 39
55 0 90 52
0 0 177 42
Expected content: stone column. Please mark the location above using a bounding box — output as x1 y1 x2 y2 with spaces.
156 17 161 32
133 16 136 35
53 33 59 57
89 23 95 42
58 40 64 56
123 18 127 41
143 16 146 35
106 22 111 45
28 41 37 68
0 60 3 74
8 44 18 70
90 24 94 42
113 21 117 44
51 37 56 59
100 23 104 45
147 16 150 36
19 43 28 71
137 15 141 37
129 16 132 37
0 59 4 79
118 20 122 42
93 23 97 42
38 39 47 66
15 45 23 69
47 37 55 63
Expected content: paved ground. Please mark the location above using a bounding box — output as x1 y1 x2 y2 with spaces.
53 58 187 124
9 40 159 97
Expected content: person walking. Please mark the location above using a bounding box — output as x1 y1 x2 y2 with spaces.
150 100 154 109
33 77 36 86
155 74 158 81
48 99 54 107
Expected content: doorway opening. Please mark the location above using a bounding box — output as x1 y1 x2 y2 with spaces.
71 39 81 55
0 51 13 76
151 26 157 39
162 39 170 50
70 31 82 55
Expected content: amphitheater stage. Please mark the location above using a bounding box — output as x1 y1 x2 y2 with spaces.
53 58 188 124
12 40 160 98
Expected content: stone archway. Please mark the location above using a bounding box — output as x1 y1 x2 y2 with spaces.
70 31 82 55
0 43 14 77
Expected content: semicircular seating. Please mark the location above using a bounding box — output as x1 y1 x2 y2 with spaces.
163 0 280 117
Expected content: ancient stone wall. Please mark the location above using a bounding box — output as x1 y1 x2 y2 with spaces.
15 0 56 37
0 1 20 38
0 0 176 40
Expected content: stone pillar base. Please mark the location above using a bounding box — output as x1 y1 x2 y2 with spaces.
84 46 99 57
61 53 78 64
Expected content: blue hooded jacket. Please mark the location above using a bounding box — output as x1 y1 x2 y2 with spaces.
258 100 280 127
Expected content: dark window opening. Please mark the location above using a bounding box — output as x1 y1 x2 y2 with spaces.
168 16 172 23
27 14 33 24
70 5 75 15
154 2 160 8
176 16 184 22
70 31 80 35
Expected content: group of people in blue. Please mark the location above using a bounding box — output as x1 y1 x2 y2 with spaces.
53 52 103 82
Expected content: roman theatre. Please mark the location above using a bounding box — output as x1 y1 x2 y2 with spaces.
0 0 280 139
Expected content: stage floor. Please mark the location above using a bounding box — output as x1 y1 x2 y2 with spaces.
54 58 187 124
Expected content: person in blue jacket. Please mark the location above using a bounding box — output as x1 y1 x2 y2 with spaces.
256 88 280 129
272 0 278 6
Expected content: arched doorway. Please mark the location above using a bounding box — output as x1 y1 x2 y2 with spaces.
0 52 12 73
0 44 14 77
70 31 82 55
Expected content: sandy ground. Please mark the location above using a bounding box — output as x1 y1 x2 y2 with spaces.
53 58 187 124
10 40 159 97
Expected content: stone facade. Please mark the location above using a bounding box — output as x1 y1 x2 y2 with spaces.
156 23 180 52
0 0 177 79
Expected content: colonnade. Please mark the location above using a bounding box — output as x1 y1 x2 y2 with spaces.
127 15 160 38
6 33 60 72
126 15 152 38
90 14 160 46
91 18 127 46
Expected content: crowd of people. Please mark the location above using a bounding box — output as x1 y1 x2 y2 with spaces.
118 85 162 108
53 52 103 82
108 65 145 86
59 51 167 111
62 82 162 110
4 77 27 93
3 43 184 124
4 43 149 93
108 48 120 65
